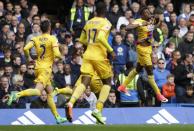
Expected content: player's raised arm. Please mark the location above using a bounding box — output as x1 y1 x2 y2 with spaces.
24 40 34 61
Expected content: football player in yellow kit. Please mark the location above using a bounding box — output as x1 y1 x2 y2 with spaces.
7 20 67 124
65 2 115 124
118 7 168 103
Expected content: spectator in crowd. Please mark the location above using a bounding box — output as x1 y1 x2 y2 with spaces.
0 76 11 108
3 63 14 86
74 93 90 108
163 2 174 23
130 2 140 19
178 31 194 56
168 27 183 48
59 44 71 64
0 47 12 66
174 53 194 102
14 3 22 22
23 63 35 89
30 90 48 108
70 54 81 77
153 58 170 90
20 0 30 19
120 0 129 14
104 89 119 108
147 3 155 14
69 0 90 38
10 15 19 33
166 50 181 73
156 0 167 12
11 74 27 108
125 33 137 66
12 55 22 74
178 17 188 38
116 9 132 31
5 31 16 50
6 2 14 13
179 3 191 21
14 41 26 64
19 64 27 76
166 12 177 38
112 32 129 76
106 2 122 28
182 84 194 103
84 87 97 109
15 22 26 42
162 74 176 103
152 41 165 61
152 53 159 69
164 41 175 61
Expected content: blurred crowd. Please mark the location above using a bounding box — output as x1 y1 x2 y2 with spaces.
0 0 194 109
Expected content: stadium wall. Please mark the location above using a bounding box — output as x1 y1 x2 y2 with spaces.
0 107 194 125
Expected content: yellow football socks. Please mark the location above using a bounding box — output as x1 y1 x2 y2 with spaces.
47 93 59 117
148 75 160 94
16 89 41 98
69 83 86 105
57 87 73 95
123 69 138 87
96 85 111 112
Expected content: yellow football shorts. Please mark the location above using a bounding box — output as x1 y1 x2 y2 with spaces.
81 59 113 79
75 74 103 94
34 68 52 87
136 44 152 66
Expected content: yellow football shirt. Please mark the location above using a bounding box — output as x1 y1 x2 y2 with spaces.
79 17 113 60
24 34 61 69
133 18 154 43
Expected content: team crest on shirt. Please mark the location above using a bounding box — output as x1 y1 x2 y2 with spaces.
117 47 123 56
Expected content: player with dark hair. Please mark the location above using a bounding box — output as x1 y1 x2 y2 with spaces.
65 2 115 124
7 20 67 124
118 7 168 102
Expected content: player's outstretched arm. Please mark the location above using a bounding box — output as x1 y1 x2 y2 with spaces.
24 40 34 62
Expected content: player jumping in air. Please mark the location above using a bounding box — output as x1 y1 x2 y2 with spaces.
118 7 168 103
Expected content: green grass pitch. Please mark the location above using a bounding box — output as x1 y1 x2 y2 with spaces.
1 125 194 131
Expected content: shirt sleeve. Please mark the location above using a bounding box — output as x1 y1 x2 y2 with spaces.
97 24 113 53
24 40 35 59
79 28 88 45
52 36 62 59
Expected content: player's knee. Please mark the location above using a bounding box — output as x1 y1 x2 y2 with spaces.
145 66 153 75
136 63 143 73
102 77 111 85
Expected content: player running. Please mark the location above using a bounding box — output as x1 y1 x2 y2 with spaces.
7 20 67 124
65 2 115 124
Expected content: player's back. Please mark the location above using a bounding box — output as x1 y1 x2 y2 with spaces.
83 17 112 60
32 34 56 69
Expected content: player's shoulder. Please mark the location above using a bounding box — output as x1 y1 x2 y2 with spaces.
101 18 112 30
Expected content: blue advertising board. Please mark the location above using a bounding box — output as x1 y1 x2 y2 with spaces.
0 107 194 125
